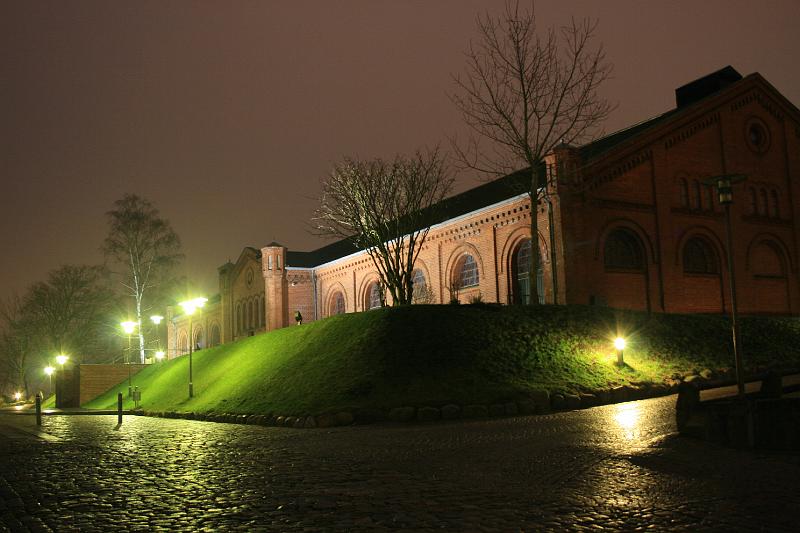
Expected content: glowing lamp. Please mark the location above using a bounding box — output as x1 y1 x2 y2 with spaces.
150 315 164 325
14 392 21 401
121 321 137 335
44 366 55 376
56 354 68 366
614 337 626 365
155 350 165 361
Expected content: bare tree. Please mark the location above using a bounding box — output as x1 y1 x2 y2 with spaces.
451 0 613 304
103 195 183 363
21 265 113 363
313 149 453 306
0 295 33 398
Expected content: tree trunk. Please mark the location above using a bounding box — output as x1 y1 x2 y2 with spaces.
528 162 544 305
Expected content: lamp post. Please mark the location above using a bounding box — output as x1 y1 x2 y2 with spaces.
44 365 54 397
179 297 207 398
150 315 164 362
121 320 137 397
707 173 747 398
614 337 626 366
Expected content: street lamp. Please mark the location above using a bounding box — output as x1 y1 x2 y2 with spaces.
44 365 55 397
150 315 164 362
706 173 747 398
179 297 207 398
155 350 165 362
14 392 21 402
121 320 137 397
614 337 626 366
56 354 68 367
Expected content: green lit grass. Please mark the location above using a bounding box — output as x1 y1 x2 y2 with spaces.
84 304 800 416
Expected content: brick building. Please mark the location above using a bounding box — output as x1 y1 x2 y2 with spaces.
167 67 800 357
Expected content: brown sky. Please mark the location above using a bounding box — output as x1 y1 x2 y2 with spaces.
2 1 799 303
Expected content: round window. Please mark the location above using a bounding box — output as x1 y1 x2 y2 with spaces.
745 118 770 154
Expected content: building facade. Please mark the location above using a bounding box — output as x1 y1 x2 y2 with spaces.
168 68 800 357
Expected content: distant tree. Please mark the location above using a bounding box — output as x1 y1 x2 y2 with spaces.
21 265 113 363
313 149 453 306
0 295 34 398
451 0 613 304
103 195 183 363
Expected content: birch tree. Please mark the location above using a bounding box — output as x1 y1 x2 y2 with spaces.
103 195 182 363
313 149 453 306
451 0 613 304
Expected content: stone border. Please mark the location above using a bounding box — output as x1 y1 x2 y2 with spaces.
137 367 797 429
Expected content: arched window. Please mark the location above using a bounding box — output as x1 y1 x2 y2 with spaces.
770 190 779 219
178 332 188 355
268 255 273 270
366 282 382 310
603 229 644 271
411 269 428 303
705 185 714 212
248 301 254 329
760 188 768 216
236 304 242 334
512 238 544 304
683 237 719 274
679 178 689 207
749 187 758 214
260 296 266 326
194 327 204 349
693 180 702 210
210 324 221 347
752 241 786 278
455 254 479 288
330 292 345 315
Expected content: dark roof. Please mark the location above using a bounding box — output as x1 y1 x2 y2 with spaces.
578 110 678 161
580 66 745 163
286 170 531 268
675 66 742 108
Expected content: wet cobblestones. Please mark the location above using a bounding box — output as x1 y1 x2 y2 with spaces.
1 395 799 531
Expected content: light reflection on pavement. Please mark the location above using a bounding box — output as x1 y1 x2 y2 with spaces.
1 395 798 531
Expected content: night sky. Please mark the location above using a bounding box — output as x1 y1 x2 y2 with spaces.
2 1 799 303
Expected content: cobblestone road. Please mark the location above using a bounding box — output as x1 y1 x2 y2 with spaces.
1 396 798 531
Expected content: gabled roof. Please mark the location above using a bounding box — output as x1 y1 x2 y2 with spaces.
579 68 800 169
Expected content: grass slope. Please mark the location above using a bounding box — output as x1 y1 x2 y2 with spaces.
84 304 800 416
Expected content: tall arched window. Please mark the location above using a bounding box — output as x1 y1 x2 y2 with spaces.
512 238 544 304
455 254 479 288
194 327 204 349
247 301 253 329
603 229 644 271
749 187 758 214
760 188 768 216
705 184 714 212
178 332 188 355
236 304 242 334
683 237 719 274
331 292 345 315
411 269 428 303
367 282 382 310
679 178 689 207
770 190 779 219
210 324 221 347
693 180 702 210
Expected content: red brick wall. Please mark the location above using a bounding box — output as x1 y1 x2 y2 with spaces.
79 364 147 405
